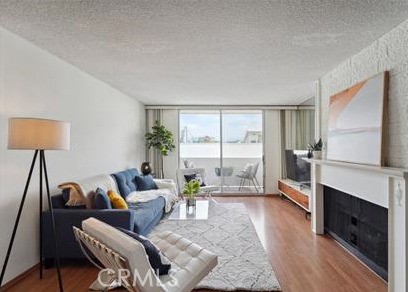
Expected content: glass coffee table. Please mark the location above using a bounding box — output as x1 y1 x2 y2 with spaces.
169 200 209 220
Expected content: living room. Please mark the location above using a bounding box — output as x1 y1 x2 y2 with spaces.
0 1 407 292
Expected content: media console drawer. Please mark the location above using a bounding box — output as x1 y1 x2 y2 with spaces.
278 179 310 212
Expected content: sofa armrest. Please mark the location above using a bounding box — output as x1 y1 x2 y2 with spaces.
42 209 136 259
154 178 175 187
154 179 178 195
45 209 136 229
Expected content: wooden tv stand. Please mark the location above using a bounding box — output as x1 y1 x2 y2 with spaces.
278 179 310 214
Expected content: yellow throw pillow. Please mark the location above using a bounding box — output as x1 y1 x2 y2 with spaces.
107 190 128 209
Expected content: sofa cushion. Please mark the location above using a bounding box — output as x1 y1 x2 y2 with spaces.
111 168 139 200
94 188 112 209
51 194 66 209
184 173 206 187
135 175 158 191
61 189 70 204
129 197 165 235
59 174 118 209
177 168 207 190
59 190 86 209
116 227 171 276
108 190 128 209
58 182 87 207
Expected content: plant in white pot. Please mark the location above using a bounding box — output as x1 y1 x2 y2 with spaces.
309 139 323 159
183 180 201 208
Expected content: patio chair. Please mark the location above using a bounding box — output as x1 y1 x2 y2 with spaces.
236 162 261 192
183 160 196 169
215 167 234 189
73 217 218 292
214 166 234 177
176 168 219 196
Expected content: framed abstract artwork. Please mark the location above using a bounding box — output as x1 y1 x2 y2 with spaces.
327 72 388 166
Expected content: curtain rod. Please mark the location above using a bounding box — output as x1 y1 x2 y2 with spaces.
144 105 315 110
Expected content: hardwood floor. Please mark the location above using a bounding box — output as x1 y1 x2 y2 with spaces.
4 196 387 292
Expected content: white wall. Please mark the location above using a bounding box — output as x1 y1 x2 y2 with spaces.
318 19 408 168
0 27 145 284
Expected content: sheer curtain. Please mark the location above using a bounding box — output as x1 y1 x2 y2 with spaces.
145 109 163 178
280 109 315 178
296 110 315 149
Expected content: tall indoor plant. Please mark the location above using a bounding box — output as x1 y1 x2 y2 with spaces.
145 120 176 178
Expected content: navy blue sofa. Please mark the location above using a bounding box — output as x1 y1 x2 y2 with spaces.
42 168 165 262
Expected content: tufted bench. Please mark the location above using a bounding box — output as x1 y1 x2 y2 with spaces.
75 217 218 292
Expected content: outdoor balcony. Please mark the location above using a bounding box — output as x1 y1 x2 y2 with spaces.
180 143 264 194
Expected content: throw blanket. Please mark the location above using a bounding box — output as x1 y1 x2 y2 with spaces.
126 189 176 213
58 182 86 206
59 174 118 209
153 179 177 193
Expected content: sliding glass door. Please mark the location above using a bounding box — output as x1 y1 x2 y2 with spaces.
179 110 264 194
179 111 221 187
221 110 263 193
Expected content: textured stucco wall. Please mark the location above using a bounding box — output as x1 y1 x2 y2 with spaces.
319 19 408 167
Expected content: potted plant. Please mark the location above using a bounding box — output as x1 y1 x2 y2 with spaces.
308 138 323 159
145 121 176 178
182 180 201 208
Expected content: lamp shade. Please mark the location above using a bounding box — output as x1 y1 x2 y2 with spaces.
8 118 70 150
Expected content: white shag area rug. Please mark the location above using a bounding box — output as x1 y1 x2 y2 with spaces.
150 202 281 291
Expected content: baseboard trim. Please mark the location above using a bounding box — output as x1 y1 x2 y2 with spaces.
1 263 39 290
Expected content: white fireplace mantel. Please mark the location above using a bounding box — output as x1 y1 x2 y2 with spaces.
307 158 408 292
306 158 408 179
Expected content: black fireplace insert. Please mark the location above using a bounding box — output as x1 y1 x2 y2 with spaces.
324 185 388 280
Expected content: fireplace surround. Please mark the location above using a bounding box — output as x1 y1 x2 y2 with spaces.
308 158 407 292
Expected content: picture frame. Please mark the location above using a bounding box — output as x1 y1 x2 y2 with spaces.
326 71 389 166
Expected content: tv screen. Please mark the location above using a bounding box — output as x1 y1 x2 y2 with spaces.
285 150 311 183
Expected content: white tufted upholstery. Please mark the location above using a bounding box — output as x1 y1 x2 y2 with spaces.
80 218 218 292
150 231 218 292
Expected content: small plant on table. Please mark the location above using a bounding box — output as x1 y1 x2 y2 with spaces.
183 180 201 207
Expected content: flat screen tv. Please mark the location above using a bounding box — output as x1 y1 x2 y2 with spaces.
285 150 310 183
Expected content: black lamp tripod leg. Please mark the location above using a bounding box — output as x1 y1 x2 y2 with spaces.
39 149 43 279
0 150 39 287
41 151 64 292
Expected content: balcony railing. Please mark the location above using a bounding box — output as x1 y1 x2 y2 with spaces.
180 143 263 193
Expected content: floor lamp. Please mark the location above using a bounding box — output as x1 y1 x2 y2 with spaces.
0 118 70 292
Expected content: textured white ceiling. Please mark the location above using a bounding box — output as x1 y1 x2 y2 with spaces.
1 1 408 105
